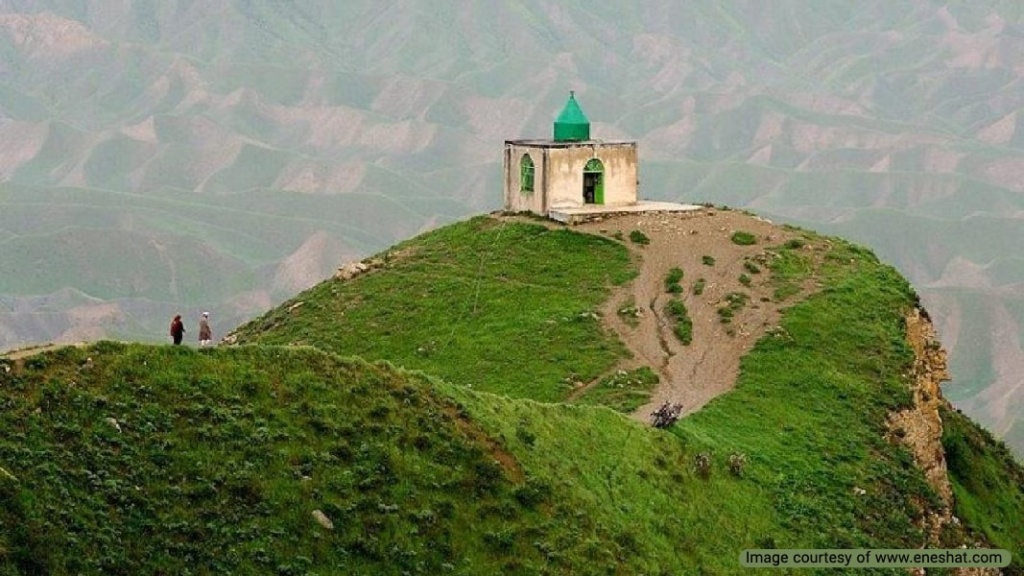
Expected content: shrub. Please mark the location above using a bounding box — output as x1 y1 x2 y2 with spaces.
717 292 749 324
784 238 806 250
694 453 712 478
665 267 684 293
743 261 761 274
692 278 706 296
629 230 650 245
739 274 751 287
702 255 715 266
731 231 757 246
665 299 693 345
728 453 747 477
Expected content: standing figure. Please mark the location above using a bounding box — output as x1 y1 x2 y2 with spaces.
170 315 185 345
198 312 213 347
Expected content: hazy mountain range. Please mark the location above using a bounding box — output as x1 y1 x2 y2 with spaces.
0 1 1023 455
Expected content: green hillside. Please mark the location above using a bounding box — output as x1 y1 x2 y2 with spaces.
5 216 1020 574
230 216 636 402
233 215 1024 565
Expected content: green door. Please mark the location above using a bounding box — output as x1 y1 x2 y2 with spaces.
583 158 604 204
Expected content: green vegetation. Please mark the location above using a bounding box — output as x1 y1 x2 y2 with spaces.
616 296 641 328
702 255 716 266
572 367 659 413
743 261 761 274
665 299 694 345
231 217 635 402
674 238 949 555
769 242 815 301
717 292 749 324
692 277 707 296
3 219 1022 573
628 230 650 245
664 267 685 294
942 405 1024 560
731 231 757 246
739 273 752 287
2 344 628 574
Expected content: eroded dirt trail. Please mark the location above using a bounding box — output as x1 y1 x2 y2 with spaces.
573 209 817 422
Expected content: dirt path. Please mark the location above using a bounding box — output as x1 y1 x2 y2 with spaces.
568 209 820 423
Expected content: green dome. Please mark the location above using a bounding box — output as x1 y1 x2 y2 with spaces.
554 91 590 142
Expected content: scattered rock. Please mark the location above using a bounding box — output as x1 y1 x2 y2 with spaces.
312 509 334 530
288 301 305 312
335 261 370 280
853 487 866 496
105 417 122 433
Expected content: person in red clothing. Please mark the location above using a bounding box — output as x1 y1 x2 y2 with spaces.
169 315 185 345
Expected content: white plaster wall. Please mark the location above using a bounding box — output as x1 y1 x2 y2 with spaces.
503 141 637 214
503 144 546 214
546 143 637 209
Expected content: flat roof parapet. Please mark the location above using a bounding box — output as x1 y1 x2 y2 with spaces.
505 139 636 148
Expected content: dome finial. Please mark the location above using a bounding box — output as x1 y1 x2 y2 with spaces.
554 91 590 142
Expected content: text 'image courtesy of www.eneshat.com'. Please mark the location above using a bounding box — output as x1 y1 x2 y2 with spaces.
740 549 1012 568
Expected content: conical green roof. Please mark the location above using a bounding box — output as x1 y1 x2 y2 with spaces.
554 91 590 142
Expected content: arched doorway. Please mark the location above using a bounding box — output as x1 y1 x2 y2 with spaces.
583 158 604 204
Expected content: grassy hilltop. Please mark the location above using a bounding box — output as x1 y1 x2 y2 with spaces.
2 214 1023 575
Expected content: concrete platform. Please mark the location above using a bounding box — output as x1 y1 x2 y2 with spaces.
548 201 703 224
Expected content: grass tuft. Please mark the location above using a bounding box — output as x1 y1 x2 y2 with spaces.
731 231 757 246
717 292 749 324
629 230 651 245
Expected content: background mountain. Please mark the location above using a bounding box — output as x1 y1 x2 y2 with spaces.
1 1 1023 456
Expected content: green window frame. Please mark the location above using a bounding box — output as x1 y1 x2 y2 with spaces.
520 154 535 193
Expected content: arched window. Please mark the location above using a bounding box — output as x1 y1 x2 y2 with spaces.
583 158 604 204
520 154 535 193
